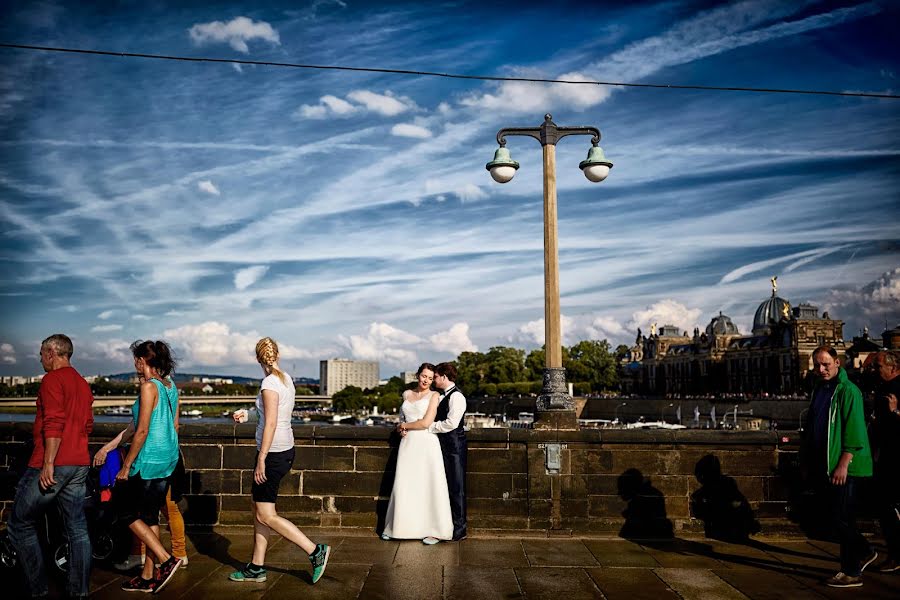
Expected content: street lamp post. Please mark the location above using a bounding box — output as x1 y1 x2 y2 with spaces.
487 114 612 429
614 401 627 424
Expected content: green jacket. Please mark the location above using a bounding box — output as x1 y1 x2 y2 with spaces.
808 367 872 478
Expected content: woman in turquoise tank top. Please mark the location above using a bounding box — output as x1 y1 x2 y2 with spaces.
97 340 184 593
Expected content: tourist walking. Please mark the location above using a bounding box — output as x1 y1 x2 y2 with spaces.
229 337 329 584
383 363 453 544
869 350 900 573
8 334 94 599
802 345 875 588
98 340 183 593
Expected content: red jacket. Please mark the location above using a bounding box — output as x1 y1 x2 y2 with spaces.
28 366 94 468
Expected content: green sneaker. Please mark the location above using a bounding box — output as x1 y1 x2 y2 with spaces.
309 544 330 584
229 563 267 582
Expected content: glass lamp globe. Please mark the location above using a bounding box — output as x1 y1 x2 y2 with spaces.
485 147 519 184
579 146 613 183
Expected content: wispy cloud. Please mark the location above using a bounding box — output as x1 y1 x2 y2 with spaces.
91 324 123 333
234 265 269 291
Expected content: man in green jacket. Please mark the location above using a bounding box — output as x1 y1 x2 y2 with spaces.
805 345 876 588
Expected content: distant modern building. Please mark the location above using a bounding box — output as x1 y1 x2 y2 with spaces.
400 371 418 385
621 280 858 397
319 359 379 396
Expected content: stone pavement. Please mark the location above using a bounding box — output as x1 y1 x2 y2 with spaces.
16 528 900 599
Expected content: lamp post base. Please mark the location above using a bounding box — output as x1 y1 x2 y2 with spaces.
534 367 579 430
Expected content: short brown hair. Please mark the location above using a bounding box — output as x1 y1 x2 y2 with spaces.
812 345 838 360
434 362 457 381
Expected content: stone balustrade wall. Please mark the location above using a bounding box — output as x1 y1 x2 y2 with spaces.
0 421 811 535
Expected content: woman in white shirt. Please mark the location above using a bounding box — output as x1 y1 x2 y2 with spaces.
229 337 329 585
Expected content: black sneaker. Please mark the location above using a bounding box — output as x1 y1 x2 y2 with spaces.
154 556 183 594
121 575 157 593
309 543 330 584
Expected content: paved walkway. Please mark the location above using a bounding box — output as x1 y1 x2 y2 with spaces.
17 528 900 599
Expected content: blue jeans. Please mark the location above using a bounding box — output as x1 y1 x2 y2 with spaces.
7 466 91 598
828 476 873 576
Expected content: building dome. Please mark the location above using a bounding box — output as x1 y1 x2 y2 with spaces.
706 312 739 337
753 292 792 335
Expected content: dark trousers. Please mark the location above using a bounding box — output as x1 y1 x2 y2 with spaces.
438 430 467 540
8 466 92 599
876 463 900 560
828 476 872 576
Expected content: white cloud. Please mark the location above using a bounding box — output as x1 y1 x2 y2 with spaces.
1 342 16 364
460 73 613 114
234 265 269 290
391 123 431 139
164 321 315 367
628 300 703 336
455 183 487 202
429 323 477 355
97 310 116 320
295 90 415 120
339 322 424 368
346 90 412 116
91 324 123 332
188 16 280 53
585 316 628 340
511 315 576 346
132 314 151 320
62 305 78 313
824 267 900 328
197 180 220 195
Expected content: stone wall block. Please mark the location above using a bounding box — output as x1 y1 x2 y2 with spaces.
302 471 385 496
222 446 257 469
355 447 397 472
568 448 614 474
468 448 527 473
294 446 354 471
189 470 242 495
182 444 223 469
467 498 528 517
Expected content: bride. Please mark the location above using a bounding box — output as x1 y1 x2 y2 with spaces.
381 363 453 544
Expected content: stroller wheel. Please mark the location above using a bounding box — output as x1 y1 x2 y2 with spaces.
54 542 69 572
92 534 115 561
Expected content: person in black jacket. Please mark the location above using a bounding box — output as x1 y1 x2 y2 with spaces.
427 362 468 541
870 350 900 573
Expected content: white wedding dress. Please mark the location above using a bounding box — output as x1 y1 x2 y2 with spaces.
382 393 453 540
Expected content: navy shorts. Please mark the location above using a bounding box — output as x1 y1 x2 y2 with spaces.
251 447 295 503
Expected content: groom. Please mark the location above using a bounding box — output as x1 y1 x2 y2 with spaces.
428 362 468 541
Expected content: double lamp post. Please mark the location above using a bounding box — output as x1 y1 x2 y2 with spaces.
486 114 613 430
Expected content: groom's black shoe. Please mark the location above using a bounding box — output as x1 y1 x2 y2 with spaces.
451 534 467 542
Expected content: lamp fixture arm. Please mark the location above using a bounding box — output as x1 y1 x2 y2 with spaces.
496 114 601 147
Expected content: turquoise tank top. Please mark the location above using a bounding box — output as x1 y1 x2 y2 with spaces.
130 377 179 479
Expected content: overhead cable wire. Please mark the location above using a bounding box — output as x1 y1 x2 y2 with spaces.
1 43 898 100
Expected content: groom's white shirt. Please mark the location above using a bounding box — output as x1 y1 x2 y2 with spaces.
428 382 466 433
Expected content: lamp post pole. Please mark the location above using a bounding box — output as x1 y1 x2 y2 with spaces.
486 114 612 430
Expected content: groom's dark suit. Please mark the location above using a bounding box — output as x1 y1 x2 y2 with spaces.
432 385 467 540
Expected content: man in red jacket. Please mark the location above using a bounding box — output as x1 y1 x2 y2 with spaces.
8 334 94 599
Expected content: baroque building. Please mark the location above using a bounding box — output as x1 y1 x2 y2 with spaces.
623 280 846 397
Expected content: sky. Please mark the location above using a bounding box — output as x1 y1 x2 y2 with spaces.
0 0 898 379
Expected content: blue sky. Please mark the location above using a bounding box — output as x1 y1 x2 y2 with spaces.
1 0 898 378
